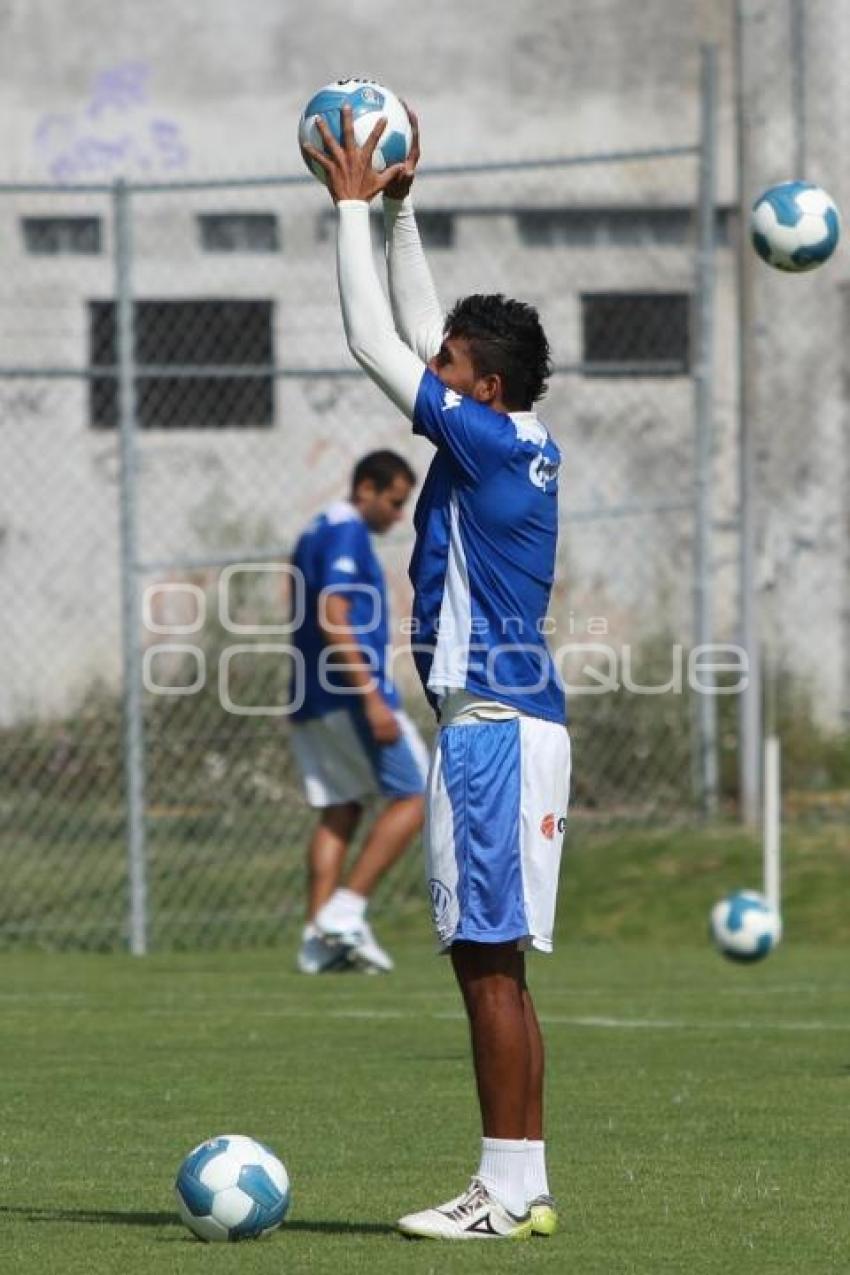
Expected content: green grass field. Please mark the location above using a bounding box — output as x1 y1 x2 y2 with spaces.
3 913 850 1274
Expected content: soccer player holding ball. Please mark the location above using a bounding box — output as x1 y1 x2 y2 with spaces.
302 102 570 1241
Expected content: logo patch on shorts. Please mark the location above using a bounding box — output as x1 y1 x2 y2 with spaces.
429 878 452 924
540 813 567 839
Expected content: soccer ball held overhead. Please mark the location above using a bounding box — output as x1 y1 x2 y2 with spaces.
298 79 412 185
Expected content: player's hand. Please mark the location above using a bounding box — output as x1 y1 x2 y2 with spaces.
364 693 401 746
301 104 406 204
383 104 421 201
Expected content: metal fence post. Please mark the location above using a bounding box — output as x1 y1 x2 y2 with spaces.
693 43 719 815
113 177 149 955
734 1 763 825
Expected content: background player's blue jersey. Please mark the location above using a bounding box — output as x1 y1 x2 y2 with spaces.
410 368 566 724
291 501 400 722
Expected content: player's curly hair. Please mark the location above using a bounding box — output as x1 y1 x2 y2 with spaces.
444 293 552 410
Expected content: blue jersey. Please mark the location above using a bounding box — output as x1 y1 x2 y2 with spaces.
410 369 566 724
291 501 400 722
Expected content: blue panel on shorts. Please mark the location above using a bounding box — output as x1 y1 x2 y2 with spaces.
349 706 426 798
440 719 527 942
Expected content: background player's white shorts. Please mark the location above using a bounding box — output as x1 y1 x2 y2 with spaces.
425 716 571 953
291 707 429 808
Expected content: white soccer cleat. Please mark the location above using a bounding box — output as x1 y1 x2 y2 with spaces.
343 919 394 974
296 925 351 974
315 916 395 974
397 1178 532 1241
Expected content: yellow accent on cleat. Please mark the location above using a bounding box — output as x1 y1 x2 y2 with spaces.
530 1196 558 1236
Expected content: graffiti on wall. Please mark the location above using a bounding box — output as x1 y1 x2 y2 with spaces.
34 62 189 183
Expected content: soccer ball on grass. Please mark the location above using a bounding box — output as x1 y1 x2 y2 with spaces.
709 890 782 963
750 180 840 272
298 78 412 185
174 1133 291 1241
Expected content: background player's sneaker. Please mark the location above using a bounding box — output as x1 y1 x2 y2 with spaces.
315 917 394 974
529 1193 558 1236
397 1178 532 1241
296 924 350 974
343 918 394 973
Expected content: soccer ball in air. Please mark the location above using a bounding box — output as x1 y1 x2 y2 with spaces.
174 1134 291 1242
709 890 782 963
750 180 840 272
298 78 412 185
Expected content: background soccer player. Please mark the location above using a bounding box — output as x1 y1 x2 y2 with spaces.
290 449 428 975
303 108 571 1240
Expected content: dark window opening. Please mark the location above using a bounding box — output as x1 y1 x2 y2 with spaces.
198 213 280 253
517 207 733 248
581 292 690 373
89 298 274 428
317 208 455 249
22 216 102 255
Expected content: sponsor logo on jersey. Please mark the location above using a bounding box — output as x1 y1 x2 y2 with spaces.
529 453 560 491
331 555 358 574
540 813 567 839
441 388 463 412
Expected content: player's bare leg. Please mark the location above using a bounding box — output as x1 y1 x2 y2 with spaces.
521 981 544 1141
306 801 362 918
521 981 557 1234
396 940 533 1238
314 794 424 973
345 793 424 897
451 942 555 1231
451 941 531 1138
297 802 361 974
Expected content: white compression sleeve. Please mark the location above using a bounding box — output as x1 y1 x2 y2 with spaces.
383 196 445 363
336 200 425 420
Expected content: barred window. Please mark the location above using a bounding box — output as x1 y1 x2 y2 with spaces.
22 216 102 255
581 292 690 373
317 208 455 248
89 298 275 429
197 213 280 253
517 207 733 248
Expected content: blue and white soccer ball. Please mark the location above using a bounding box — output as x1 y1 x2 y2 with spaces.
709 890 782 963
175 1134 291 1242
750 180 841 272
298 78 412 185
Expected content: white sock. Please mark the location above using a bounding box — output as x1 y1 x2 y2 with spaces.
476 1137 527 1217
525 1139 550 1201
315 888 367 933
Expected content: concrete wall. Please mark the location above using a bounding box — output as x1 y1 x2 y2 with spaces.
0 0 846 729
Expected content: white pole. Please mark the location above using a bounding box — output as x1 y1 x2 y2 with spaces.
763 735 781 912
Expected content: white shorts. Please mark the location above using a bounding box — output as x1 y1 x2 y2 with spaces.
291 707 429 809
425 715 571 953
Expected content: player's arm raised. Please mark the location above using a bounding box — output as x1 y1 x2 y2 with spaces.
382 109 444 363
301 105 425 420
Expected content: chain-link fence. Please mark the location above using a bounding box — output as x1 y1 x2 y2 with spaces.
733 1 849 825
10 36 839 952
